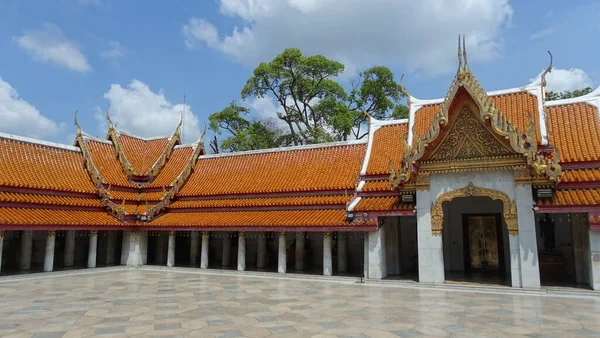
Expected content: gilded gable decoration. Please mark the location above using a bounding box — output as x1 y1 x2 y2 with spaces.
389 35 562 191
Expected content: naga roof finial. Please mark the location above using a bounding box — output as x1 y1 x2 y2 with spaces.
74 109 80 129
105 104 114 128
541 50 553 90
462 35 470 73
457 35 463 75
399 74 411 107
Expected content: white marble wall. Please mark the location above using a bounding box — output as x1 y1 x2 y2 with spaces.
121 231 148 267
515 184 541 288
416 189 444 283
588 229 600 290
366 226 387 279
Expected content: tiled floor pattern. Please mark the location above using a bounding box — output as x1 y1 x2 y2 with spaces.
0 269 599 337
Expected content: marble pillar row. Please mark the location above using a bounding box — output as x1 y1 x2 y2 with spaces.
20 230 33 271
0 231 3 274
222 233 231 267
237 232 246 271
257 233 266 269
190 231 199 265
337 232 347 273
295 232 305 271
44 231 56 272
121 231 148 266
200 232 209 269
167 231 176 267
64 230 75 267
88 231 98 268
323 232 332 276
278 232 287 273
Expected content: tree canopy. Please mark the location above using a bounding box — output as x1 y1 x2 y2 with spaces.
209 48 407 152
546 87 592 101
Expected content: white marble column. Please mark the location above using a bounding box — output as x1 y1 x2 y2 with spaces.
222 233 231 267
121 231 148 266
257 233 266 269
20 230 33 271
190 231 199 265
200 231 209 269
588 228 600 290
323 232 332 276
64 230 75 267
366 227 387 279
87 231 98 268
337 233 347 273
237 232 246 271
0 231 3 274
167 231 175 267
105 231 117 265
515 184 541 288
416 189 444 283
44 231 56 272
295 232 305 271
278 232 287 273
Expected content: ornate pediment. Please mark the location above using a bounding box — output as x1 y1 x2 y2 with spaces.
426 106 515 162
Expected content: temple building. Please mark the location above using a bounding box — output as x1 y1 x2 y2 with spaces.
1 38 599 290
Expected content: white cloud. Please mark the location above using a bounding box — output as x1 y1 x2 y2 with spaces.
100 41 125 60
183 0 513 75
0 76 63 139
100 80 202 143
13 23 92 73
248 96 280 120
530 68 594 93
530 27 554 40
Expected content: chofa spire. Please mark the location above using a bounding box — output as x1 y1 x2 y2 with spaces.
456 35 470 77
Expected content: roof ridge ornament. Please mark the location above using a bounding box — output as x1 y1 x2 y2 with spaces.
540 51 553 100
399 74 411 107
462 34 470 74
74 110 81 135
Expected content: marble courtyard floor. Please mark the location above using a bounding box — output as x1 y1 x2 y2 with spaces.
0 268 599 337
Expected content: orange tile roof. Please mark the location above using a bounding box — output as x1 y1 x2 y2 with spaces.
413 92 541 142
179 143 366 196
170 195 346 209
150 209 355 227
0 207 121 226
0 137 96 193
366 123 408 175
147 147 194 188
0 192 102 207
117 135 169 175
546 103 600 163
538 189 600 206
354 196 412 211
361 180 393 192
561 168 600 183
86 140 136 188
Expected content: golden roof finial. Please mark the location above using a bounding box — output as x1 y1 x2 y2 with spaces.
399 74 411 107
105 104 113 126
457 35 463 75
541 50 553 90
74 110 80 131
462 35 470 73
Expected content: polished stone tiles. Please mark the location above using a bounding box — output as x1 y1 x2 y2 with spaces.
0 269 599 337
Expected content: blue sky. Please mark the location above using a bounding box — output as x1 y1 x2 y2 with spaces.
0 0 598 145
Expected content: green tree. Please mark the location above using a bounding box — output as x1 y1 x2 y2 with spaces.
546 87 592 101
210 48 407 151
208 101 287 153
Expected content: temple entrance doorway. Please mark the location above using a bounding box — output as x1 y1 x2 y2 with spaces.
443 197 510 286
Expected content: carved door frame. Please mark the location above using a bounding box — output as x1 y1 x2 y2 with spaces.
462 213 506 275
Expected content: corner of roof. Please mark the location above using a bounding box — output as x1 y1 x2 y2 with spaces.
546 86 600 109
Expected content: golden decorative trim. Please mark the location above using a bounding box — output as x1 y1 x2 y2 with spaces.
430 182 518 236
47 230 56 237
106 114 135 176
415 172 430 191
514 167 532 185
90 230 98 236
145 127 206 220
0 231 4 237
